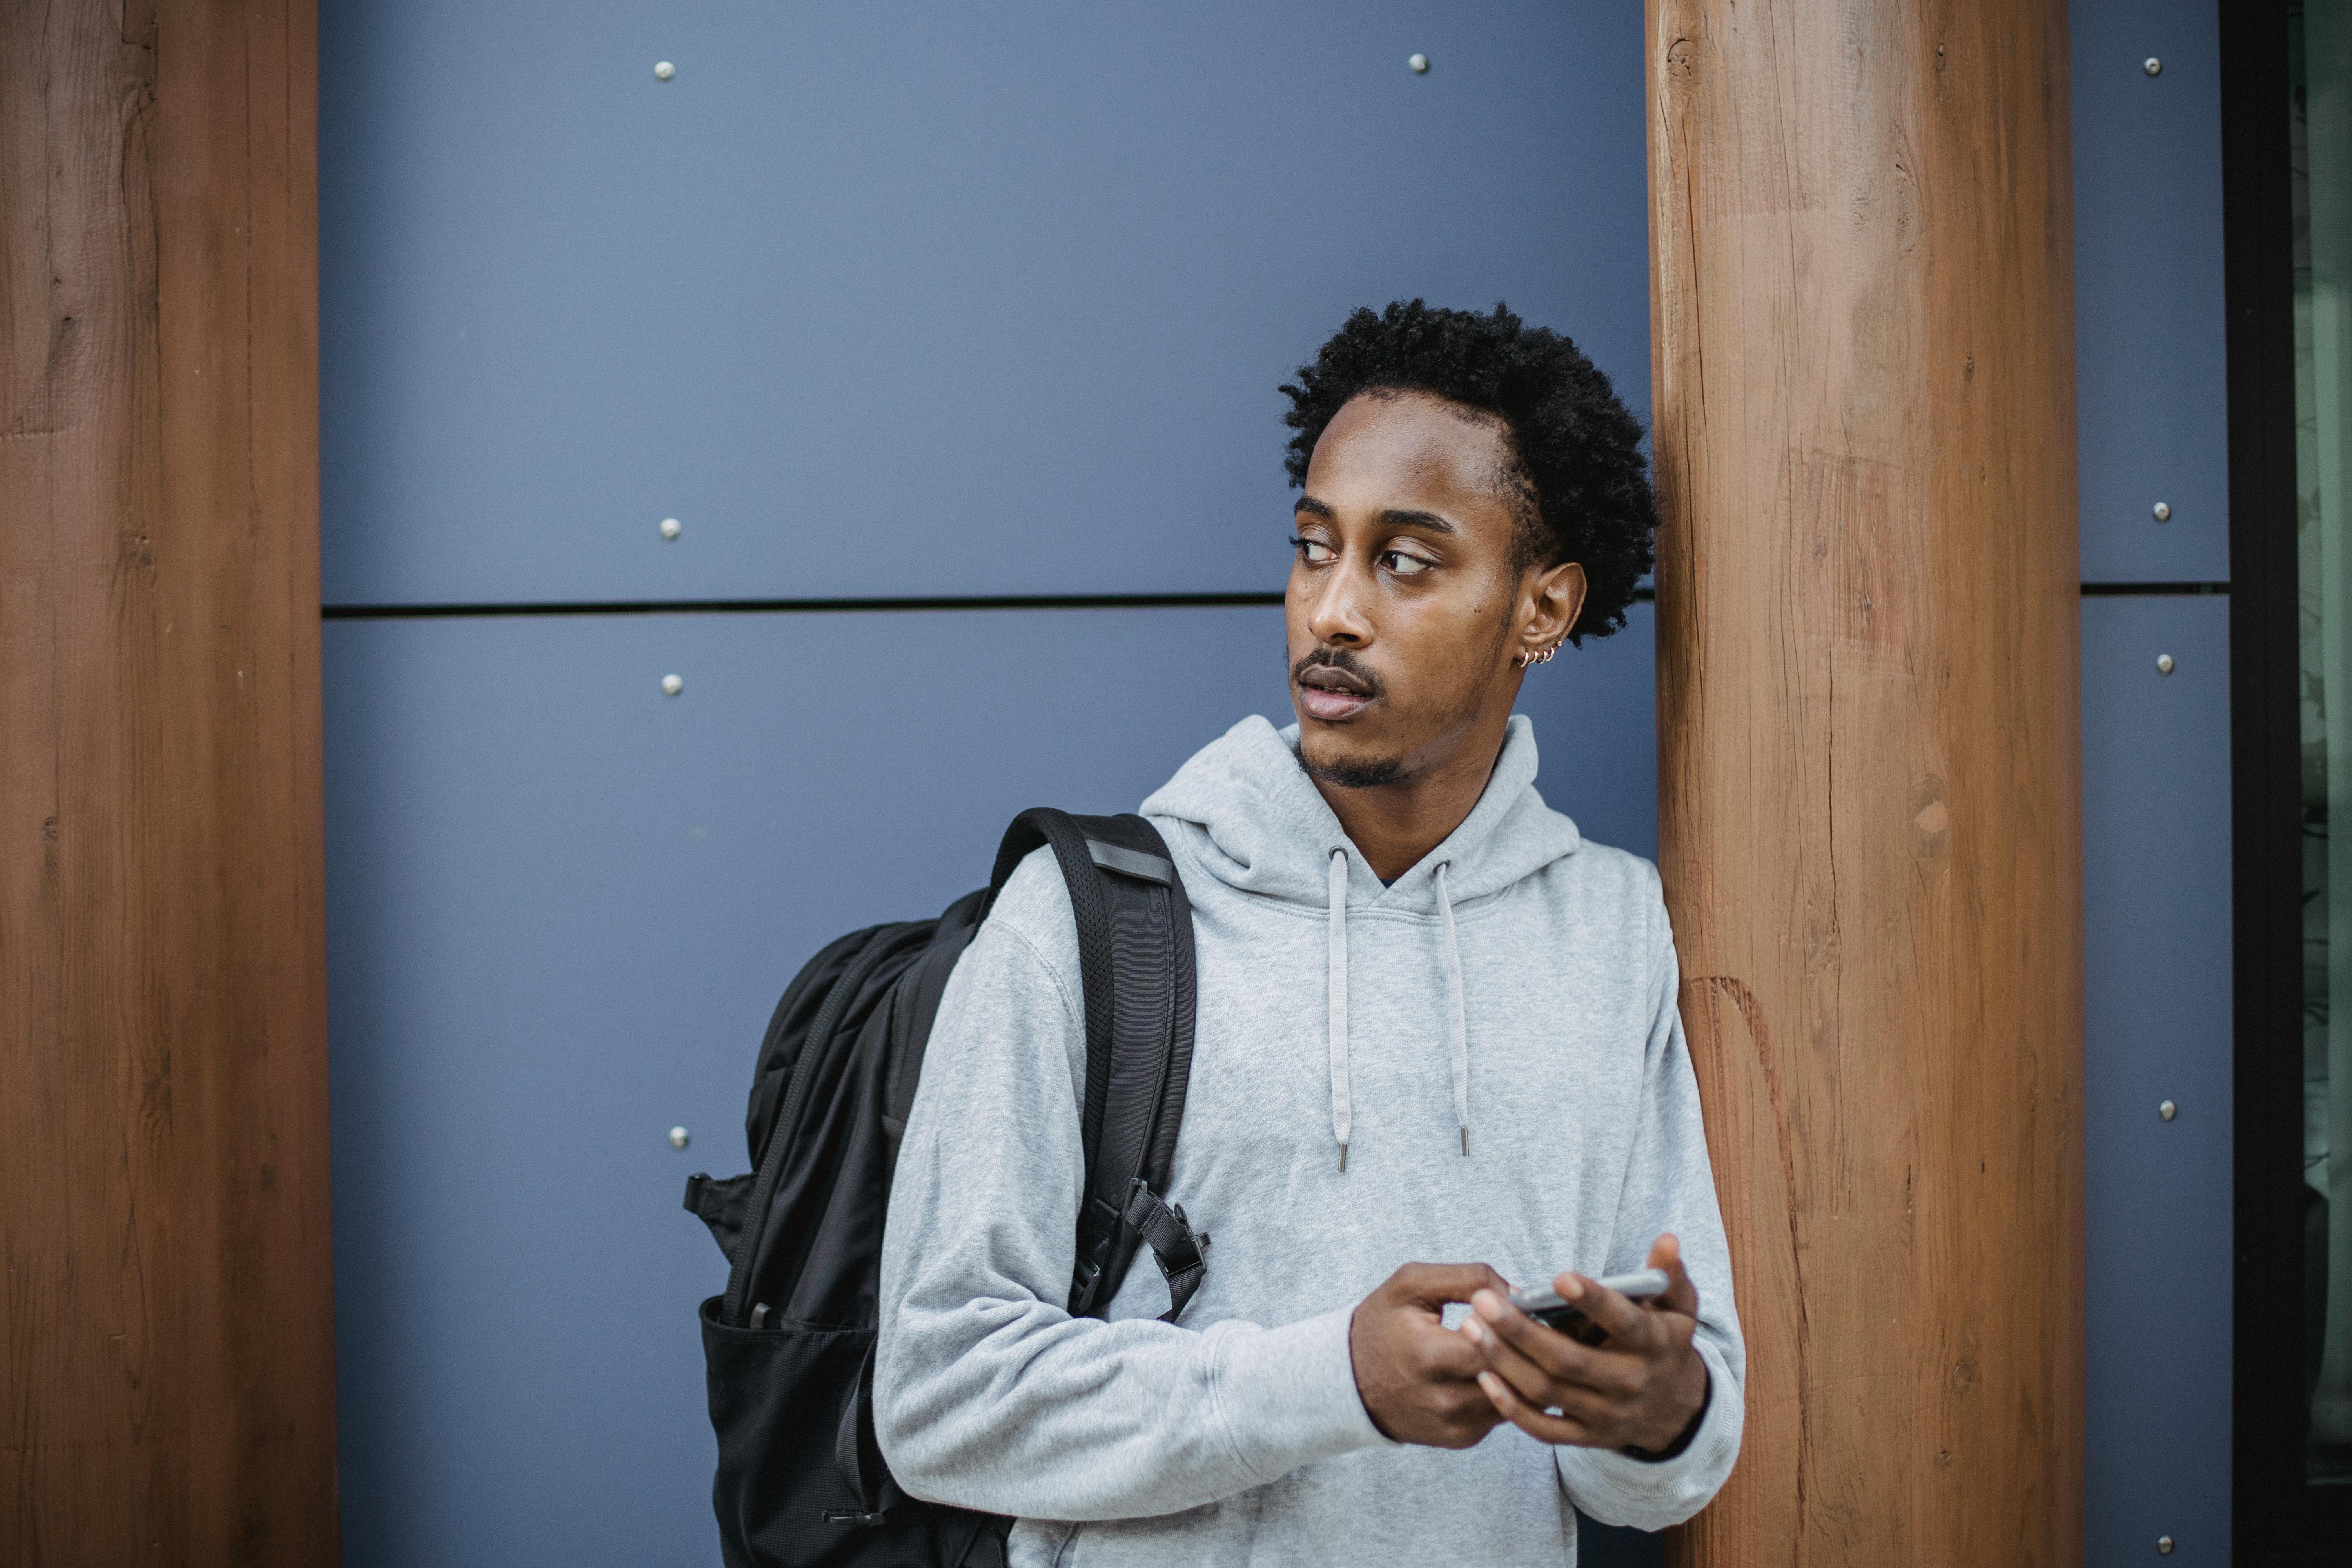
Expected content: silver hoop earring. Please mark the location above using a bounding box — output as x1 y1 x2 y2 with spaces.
1528 642 1559 667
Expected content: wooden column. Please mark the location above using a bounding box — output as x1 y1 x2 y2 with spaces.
1647 2 2083 1562
1 4 338 1563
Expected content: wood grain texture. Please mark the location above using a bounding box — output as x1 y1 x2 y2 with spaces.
1646 1 2084 1562
1 3 337 1563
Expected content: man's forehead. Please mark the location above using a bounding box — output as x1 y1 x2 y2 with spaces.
1302 390 1521 519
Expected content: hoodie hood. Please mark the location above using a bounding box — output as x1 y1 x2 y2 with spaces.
1140 712 1582 912
1143 713 1583 1168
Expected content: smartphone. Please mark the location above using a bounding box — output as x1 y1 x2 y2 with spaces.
1506 1268 1671 1347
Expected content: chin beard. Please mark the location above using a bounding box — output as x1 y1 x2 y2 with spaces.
1296 743 1407 790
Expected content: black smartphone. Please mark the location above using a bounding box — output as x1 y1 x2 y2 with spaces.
1506 1268 1670 1347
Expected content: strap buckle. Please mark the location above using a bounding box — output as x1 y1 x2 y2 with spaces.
1122 1179 1198 1255
1067 1202 1120 1314
1122 1179 1208 1322
1067 1252 1104 1314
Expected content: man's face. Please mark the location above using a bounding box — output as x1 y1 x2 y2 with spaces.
1285 390 1542 789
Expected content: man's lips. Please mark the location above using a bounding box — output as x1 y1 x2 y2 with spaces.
1296 667 1374 721
1299 684 1371 720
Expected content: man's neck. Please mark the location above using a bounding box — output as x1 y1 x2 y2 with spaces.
1311 724 1508 883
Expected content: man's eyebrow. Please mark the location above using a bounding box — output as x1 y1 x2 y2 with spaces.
1291 497 1459 535
1379 508 1457 535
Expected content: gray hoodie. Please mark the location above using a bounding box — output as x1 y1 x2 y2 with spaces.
877 714 1743 1565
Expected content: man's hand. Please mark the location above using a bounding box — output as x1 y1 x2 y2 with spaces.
1348 1263 1511 1448
1460 1234 1709 1454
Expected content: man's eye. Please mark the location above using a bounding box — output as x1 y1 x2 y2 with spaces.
1290 536 1338 565
1382 550 1435 577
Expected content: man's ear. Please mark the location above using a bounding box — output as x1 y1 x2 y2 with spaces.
1515 561 1588 663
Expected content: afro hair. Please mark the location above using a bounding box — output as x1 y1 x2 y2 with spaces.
1279 299 1655 643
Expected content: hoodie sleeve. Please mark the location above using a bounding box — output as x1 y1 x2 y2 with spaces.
1553 883 1746 1529
874 853 1387 1521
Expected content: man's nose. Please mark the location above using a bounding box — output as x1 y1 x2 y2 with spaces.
1304 557 1374 647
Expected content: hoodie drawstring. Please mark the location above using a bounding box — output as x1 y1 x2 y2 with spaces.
1327 850 1473 1171
1434 862 1470 1157
1327 849 1351 1173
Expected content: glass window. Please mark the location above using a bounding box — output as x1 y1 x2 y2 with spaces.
2292 0 2352 1489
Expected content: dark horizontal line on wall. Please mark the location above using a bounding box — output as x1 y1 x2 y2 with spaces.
320 591 1290 621
319 580 2220 621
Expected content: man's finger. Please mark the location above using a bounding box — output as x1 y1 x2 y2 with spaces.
1552 1272 1654 1347
1477 1369 1595 1447
1393 1262 1511 1310
1468 1290 1610 1382
1462 1317 1618 1424
1646 1233 1700 1318
1414 1318 1495 1381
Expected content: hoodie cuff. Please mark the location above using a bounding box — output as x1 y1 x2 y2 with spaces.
1557 1336 1743 1526
1208 1306 1393 1483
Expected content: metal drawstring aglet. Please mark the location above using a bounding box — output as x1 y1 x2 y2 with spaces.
1338 1144 1348 1174
1460 1127 1469 1156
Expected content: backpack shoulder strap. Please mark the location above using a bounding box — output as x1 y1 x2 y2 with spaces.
988 809 1202 1323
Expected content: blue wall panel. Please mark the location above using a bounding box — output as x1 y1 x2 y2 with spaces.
323 604 1656 1565
2071 0 2229 583
2081 594 2232 1561
319 1 1651 607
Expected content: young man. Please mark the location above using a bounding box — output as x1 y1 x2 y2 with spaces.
877 301 1742 1564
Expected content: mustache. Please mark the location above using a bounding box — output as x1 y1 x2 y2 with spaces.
1290 645 1382 697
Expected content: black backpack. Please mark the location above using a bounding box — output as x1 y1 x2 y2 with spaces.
684 808 1207 1568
